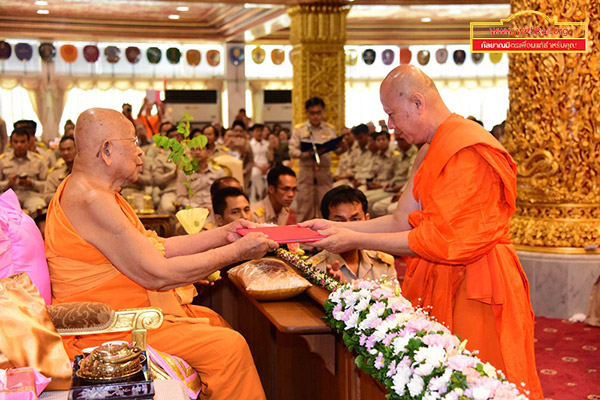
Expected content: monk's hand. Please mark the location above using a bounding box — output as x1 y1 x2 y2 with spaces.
224 218 257 243
298 218 335 232
313 226 358 254
325 261 346 284
234 232 279 261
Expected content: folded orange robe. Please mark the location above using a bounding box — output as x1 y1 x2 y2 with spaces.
404 114 543 399
45 178 265 400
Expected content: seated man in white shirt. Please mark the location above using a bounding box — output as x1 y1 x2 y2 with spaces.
249 124 270 203
308 185 397 283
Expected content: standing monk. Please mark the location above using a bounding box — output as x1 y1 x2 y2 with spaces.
302 65 543 399
45 108 278 400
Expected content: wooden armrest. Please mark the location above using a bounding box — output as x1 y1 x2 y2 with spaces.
49 303 163 350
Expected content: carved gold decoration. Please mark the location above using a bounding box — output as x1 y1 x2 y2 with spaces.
288 4 349 132
57 307 164 350
506 0 600 252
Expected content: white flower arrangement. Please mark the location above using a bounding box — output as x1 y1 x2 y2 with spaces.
323 279 530 400
276 248 529 399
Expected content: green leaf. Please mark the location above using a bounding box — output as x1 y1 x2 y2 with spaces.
172 150 182 164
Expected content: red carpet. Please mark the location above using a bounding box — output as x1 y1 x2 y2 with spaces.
534 317 600 400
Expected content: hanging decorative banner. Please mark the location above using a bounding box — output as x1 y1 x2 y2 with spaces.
435 48 448 64
453 49 466 65
59 44 77 63
381 49 394 65
83 45 99 63
207 49 220 66
166 47 181 64
471 52 484 64
489 52 503 64
0 41 11 60
399 48 412 64
104 46 120 64
362 49 376 65
38 42 56 62
417 50 430 66
271 49 284 65
186 49 201 66
251 46 265 64
230 46 244 66
147 47 162 64
16 43 34 62
345 49 358 66
125 46 141 64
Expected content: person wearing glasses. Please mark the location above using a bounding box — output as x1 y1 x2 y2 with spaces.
251 165 297 226
45 108 276 400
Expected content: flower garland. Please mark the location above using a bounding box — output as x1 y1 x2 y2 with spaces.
277 248 529 400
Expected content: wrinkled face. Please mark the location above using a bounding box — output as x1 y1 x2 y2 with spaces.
10 134 29 158
328 201 368 223
219 195 251 225
306 105 324 127
203 126 216 146
375 134 390 151
380 85 422 144
109 123 143 184
269 174 297 208
59 139 77 164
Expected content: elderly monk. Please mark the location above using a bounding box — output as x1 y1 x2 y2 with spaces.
302 65 543 399
45 108 278 400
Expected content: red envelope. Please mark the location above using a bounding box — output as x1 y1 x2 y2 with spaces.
237 225 327 244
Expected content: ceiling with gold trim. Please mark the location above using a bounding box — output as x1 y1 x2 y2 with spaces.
0 0 510 44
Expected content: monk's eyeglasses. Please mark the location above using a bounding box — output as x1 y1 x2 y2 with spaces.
96 137 140 158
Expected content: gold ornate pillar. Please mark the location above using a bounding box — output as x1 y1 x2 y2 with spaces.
506 1 599 252
288 3 349 132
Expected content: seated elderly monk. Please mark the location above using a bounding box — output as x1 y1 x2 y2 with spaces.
45 108 278 400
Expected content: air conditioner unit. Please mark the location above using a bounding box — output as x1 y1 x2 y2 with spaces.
165 90 220 126
263 90 292 127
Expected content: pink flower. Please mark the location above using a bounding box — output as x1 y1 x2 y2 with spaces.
386 360 397 377
370 317 383 329
447 354 478 371
341 307 354 322
355 280 378 290
374 352 385 370
383 333 397 346
422 333 460 351
406 318 433 333
359 334 368 346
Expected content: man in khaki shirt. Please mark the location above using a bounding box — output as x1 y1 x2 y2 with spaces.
176 146 225 210
13 119 57 169
0 128 48 215
349 125 377 187
251 165 297 226
150 128 183 213
333 127 358 187
289 97 342 221
308 185 397 283
362 131 401 209
43 135 76 204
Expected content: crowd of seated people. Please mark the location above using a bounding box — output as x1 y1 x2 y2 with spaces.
2 101 504 241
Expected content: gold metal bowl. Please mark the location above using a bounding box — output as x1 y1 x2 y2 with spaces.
77 343 144 381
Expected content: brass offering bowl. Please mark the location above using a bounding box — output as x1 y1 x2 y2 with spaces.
77 343 144 381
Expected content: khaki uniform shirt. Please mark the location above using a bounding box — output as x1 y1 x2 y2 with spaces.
289 121 337 168
35 144 57 169
251 197 291 226
44 164 70 204
372 146 401 183
335 142 360 178
0 150 48 193
391 145 418 186
309 249 397 283
353 147 377 181
152 150 177 195
176 164 225 209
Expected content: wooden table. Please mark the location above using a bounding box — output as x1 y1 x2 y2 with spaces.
207 273 388 400
137 213 172 237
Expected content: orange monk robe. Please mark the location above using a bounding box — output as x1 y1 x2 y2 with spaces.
45 178 265 400
403 114 543 399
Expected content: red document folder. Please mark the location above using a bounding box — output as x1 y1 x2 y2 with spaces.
236 225 327 244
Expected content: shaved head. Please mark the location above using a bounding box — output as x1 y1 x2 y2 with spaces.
380 65 450 144
74 108 133 158
381 65 440 104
